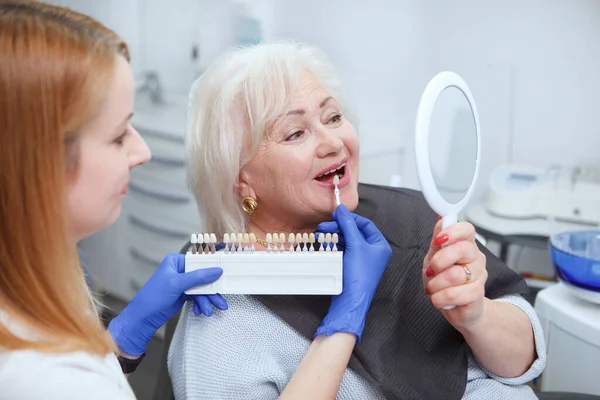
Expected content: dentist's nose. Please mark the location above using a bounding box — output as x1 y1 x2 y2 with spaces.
128 127 151 168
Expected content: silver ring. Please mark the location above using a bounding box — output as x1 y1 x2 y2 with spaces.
462 265 473 283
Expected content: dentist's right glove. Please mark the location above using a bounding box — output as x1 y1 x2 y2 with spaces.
315 205 392 343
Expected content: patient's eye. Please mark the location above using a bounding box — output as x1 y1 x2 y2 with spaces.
285 130 305 141
114 129 129 146
328 114 342 124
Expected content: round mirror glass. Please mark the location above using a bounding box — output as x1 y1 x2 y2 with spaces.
427 86 478 205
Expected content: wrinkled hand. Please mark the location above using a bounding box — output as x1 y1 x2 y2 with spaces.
108 254 227 356
315 205 392 343
423 219 488 331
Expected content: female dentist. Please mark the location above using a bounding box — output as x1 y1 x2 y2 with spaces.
0 2 392 399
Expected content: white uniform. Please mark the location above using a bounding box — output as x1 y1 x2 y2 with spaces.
0 312 136 400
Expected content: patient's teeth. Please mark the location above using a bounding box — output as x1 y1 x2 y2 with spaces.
317 163 346 178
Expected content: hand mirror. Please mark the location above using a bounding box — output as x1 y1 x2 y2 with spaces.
415 71 481 309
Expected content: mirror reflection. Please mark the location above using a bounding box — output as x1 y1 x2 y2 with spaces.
428 86 478 204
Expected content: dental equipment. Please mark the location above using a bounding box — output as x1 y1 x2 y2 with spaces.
333 174 341 206
185 231 342 295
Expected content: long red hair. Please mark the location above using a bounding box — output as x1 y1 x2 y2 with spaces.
0 0 130 355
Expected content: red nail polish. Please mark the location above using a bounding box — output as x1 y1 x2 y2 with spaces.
425 287 430 295
436 216 442 222
433 234 449 247
426 265 435 277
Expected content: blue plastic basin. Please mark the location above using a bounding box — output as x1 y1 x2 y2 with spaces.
549 230 600 291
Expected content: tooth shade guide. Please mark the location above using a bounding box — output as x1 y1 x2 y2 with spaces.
210 233 217 253
185 232 343 295
188 233 346 255
191 234 198 254
325 233 332 252
223 233 230 253
197 233 204 253
279 233 286 251
302 233 309 251
309 233 316 252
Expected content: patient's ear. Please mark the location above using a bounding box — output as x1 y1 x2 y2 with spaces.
234 170 256 199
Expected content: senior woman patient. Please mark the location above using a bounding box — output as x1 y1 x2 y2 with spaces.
168 41 546 400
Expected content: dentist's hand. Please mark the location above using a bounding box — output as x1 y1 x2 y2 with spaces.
315 205 392 343
108 254 227 357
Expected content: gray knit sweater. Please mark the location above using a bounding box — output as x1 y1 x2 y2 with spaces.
168 294 546 400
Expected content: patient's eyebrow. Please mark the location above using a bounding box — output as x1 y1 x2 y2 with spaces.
283 96 335 117
319 96 333 108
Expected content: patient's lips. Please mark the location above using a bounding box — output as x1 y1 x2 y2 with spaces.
314 157 350 188
314 158 347 180
315 166 350 189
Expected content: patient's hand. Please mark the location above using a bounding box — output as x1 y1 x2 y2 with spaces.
423 219 488 331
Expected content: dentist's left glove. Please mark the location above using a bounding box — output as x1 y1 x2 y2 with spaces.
108 254 227 357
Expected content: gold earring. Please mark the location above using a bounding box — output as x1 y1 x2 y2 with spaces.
241 196 258 216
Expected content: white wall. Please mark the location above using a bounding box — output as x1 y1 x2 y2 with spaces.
430 0 600 200
50 0 238 93
50 0 143 75
267 0 600 197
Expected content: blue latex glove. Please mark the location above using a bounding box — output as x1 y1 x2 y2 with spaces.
316 215 361 251
108 254 227 356
315 205 392 343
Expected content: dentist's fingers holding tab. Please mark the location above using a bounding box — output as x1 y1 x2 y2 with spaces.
315 210 384 250
315 205 392 342
193 294 228 317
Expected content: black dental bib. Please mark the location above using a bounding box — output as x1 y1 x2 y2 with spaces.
254 183 530 400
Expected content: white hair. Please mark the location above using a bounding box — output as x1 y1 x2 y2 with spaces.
186 40 356 237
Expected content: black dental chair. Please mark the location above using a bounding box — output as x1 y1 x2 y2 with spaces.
150 240 600 400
